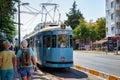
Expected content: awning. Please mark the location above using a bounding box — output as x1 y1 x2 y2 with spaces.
93 39 107 44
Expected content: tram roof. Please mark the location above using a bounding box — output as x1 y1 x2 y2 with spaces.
23 24 72 39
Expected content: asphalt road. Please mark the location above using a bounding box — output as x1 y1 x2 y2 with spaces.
73 51 120 77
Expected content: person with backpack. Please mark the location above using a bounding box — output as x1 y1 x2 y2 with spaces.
16 39 38 80
0 40 16 80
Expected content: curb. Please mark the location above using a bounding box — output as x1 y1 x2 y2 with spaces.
74 65 120 80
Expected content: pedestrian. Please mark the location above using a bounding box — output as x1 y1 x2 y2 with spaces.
0 38 6 52
9 43 14 50
0 40 16 80
16 39 38 80
14 38 19 55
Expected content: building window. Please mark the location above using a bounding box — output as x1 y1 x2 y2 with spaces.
116 0 120 3
111 26 115 34
117 22 120 27
111 13 114 21
106 0 109 6
106 0 109 3
106 27 108 32
111 1 114 8
106 9 110 15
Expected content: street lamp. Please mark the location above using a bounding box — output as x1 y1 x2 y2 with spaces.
18 0 29 49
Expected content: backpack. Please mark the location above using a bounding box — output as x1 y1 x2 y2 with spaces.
21 48 31 66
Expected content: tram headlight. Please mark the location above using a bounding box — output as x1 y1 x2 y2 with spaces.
61 57 66 62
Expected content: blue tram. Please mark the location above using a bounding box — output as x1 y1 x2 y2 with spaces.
24 24 73 68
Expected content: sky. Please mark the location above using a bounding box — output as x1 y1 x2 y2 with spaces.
16 0 105 38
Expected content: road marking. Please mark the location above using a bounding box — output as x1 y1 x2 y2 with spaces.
89 69 99 76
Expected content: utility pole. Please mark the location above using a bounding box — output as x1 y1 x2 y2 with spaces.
116 36 119 55
18 0 21 49
18 0 29 49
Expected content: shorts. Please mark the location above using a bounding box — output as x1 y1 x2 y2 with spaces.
20 67 33 77
0 69 14 80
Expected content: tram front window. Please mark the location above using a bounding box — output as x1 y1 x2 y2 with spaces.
43 35 50 48
52 35 56 48
58 35 68 48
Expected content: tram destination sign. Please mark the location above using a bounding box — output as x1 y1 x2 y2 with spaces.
58 31 68 34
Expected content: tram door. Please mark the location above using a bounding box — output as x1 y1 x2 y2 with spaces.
34 35 40 61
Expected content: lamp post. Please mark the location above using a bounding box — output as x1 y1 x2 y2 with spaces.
18 0 29 49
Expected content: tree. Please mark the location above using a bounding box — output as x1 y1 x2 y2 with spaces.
86 22 97 41
65 1 84 30
95 18 106 40
0 0 17 42
73 18 89 40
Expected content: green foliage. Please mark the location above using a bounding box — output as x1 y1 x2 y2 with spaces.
0 0 17 42
95 18 106 40
66 1 106 46
73 18 89 40
73 17 106 42
65 1 84 30
87 23 97 41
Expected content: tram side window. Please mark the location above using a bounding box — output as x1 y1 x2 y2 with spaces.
52 35 56 48
70 35 73 47
35 39 40 47
43 35 50 48
29 40 32 47
29 39 34 50
58 35 68 48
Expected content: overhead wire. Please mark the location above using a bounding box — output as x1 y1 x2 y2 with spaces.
21 5 40 15
20 0 61 30
20 2 42 30
23 6 44 25
27 5 40 12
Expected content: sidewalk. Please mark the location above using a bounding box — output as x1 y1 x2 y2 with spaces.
74 50 120 56
13 69 50 80
13 56 50 80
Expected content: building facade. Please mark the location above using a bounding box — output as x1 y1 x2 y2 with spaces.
106 0 120 51
106 0 120 37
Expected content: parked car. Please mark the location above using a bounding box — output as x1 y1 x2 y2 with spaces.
79 45 86 50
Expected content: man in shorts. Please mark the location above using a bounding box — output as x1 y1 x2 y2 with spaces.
16 40 37 80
